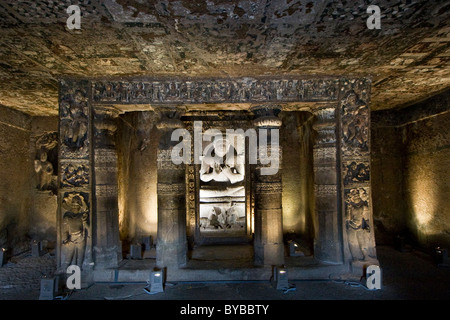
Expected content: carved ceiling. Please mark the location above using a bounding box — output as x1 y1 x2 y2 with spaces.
0 0 448 116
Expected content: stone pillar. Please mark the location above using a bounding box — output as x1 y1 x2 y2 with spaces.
155 110 188 269
338 78 377 267
252 105 284 267
92 106 121 269
311 105 343 264
57 79 93 272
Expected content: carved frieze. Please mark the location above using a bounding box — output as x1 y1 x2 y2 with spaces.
92 78 339 105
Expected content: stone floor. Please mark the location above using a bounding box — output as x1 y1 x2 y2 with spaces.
0 244 449 301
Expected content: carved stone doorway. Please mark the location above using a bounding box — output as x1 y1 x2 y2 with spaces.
57 76 378 276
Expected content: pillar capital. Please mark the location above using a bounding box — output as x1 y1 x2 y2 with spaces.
155 108 185 131
251 105 282 128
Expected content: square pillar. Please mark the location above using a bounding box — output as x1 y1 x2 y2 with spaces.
311 105 343 264
92 106 121 269
155 110 188 269
339 79 378 267
57 79 93 272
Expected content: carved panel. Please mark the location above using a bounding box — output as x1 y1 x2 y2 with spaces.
59 80 91 159
342 160 370 186
60 161 90 188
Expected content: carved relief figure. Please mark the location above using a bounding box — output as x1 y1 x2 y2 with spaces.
345 188 374 261
199 136 245 185
60 90 89 156
34 151 55 191
61 164 89 188
62 193 89 268
341 91 369 152
201 203 244 230
343 161 370 185
34 132 58 192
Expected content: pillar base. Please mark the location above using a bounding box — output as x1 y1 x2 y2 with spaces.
156 241 188 269
254 243 284 267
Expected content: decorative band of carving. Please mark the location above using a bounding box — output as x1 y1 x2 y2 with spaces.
313 147 337 162
255 182 282 194
92 78 339 105
94 149 117 163
94 166 117 173
95 185 118 197
314 184 337 195
157 183 185 195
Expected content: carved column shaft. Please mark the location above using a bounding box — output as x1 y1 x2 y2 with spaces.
311 105 342 264
156 111 188 269
92 106 121 269
252 106 284 267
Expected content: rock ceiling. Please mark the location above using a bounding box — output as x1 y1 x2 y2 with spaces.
0 0 448 116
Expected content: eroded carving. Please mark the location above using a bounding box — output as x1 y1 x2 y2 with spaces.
59 88 90 158
341 91 369 154
343 161 370 185
345 188 375 261
61 163 89 188
61 192 90 269
34 132 58 192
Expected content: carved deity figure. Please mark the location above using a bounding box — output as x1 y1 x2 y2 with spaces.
34 151 54 191
341 91 369 152
62 194 89 268
60 90 89 152
345 188 372 261
200 136 245 185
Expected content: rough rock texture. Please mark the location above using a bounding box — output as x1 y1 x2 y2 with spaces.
0 0 448 115
0 105 32 251
371 89 450 249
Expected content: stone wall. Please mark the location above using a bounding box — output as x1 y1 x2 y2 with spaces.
403 107 450 249
372 90 450 249
0 105 32 252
